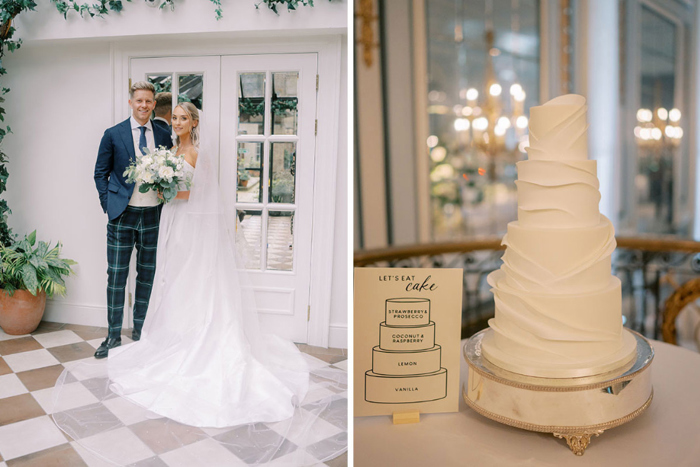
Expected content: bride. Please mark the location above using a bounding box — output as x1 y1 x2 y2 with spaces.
52 103 346 465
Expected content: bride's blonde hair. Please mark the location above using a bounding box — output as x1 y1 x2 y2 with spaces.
174 102 200 148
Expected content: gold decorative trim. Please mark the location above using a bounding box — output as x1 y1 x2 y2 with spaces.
355 0 379 68
662 277 700 345
553 431 603 456
559 0 572 95
464 330 654 393
462 386 654 435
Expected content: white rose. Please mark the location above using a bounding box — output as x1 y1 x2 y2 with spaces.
159 166 175 182
142 172 154 184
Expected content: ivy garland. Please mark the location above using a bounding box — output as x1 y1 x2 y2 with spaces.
256 0 318 15
239 98 265 118
270 97 297 115
0 0 326 246
239 97 298 118
51 0 331 20
0 0 37 246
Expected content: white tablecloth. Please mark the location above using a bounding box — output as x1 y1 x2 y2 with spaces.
355 339 700 466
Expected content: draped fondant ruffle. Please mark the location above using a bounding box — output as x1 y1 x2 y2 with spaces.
527 94 589 161
516 159 602 228
501 216 616 294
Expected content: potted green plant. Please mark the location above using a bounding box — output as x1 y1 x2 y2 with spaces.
271 172 295 204
0 231 76 335
238 168 251 187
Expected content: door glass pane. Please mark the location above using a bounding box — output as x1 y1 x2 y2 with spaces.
148 75 173 123
237 142 263 203
148 75 172 93
239 72 266 135
178 74 204 110
633 6 679 234
272 72 299 135
267 211 294 271
237 210 262 270
269 142 296 204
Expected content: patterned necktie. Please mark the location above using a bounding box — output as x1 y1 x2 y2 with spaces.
139 126 148 155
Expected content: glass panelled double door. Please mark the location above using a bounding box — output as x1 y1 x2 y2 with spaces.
129 54 318 343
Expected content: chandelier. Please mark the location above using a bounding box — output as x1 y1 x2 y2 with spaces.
634 106 683 147
449 1 530 182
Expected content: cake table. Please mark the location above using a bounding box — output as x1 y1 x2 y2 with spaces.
354 338 700 466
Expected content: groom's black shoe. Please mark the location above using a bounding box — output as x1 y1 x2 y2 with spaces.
94 337 121 359
132 329 141 342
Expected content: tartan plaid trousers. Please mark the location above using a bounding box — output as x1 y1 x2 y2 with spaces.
106 205 161 339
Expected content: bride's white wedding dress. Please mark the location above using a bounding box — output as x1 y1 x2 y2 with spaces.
52 146 347 465
107 159 308 427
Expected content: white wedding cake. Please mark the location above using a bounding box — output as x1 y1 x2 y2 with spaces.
481 94 638 378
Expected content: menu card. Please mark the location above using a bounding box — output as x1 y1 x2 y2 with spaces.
354 268 463 417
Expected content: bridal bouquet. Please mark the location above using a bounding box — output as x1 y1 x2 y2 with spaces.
123 146 192 204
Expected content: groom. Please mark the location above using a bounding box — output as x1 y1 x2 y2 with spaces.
93 81 172 359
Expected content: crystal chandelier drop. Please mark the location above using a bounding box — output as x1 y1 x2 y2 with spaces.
451 0 529 181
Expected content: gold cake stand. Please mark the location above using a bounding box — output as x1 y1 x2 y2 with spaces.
462 329 654 456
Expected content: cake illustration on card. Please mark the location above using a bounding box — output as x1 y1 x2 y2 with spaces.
365 298 447 403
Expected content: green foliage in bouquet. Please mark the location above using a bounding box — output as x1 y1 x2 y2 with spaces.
124 147 192 204
0 230 77 297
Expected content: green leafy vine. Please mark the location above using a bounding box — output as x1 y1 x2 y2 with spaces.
239 97 298 118
256 0 316 15
51 0 129 19
239 98 265 118
271 97 297 115
0 0 38 246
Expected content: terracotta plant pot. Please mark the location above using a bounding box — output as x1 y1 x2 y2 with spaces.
239 179 249 187
0 289 47 335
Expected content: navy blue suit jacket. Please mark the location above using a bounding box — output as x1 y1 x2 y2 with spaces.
152 118 172 135
94 118 172 220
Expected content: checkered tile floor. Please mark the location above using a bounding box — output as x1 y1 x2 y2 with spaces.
0 321 348 466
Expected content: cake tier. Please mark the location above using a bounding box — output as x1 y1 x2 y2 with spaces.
385 298 430 326
516 160 601 229
379 322 435 351
365 368 447 403
527 94 588 161
481 327 638 378
483 269 638 376
371 345 442 376
501 216 615 294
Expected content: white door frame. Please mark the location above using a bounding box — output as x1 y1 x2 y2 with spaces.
113 35 342 347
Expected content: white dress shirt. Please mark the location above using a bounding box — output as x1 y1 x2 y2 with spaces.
128 116 159 207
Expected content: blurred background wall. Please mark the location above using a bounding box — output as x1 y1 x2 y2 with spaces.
354 0 700 249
